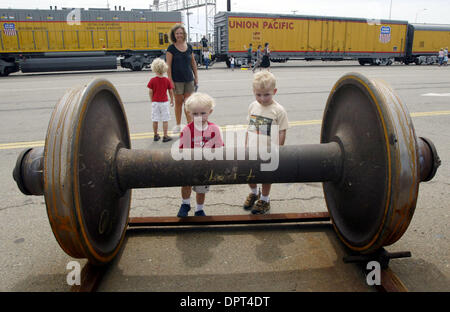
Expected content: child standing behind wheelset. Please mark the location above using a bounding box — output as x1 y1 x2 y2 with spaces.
177 92 224 217
243 71 289 214
147 58 174 142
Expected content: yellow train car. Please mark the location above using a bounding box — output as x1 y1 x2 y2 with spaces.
0 8 181 75
215 12 409 66
406 24 450 64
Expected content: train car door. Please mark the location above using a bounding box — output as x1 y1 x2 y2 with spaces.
16 12 35 52
332 19 346 54
47 11 64 51
308 18 322 53
322 19 329 53
107 14 122 49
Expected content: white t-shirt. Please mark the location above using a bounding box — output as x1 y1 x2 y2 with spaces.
247 100 289 137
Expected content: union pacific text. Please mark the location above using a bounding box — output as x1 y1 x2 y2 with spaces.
229 20 294 30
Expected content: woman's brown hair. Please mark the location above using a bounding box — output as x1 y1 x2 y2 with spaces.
169 23 187 43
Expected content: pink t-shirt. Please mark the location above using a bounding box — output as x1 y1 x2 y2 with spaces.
179 122 224 149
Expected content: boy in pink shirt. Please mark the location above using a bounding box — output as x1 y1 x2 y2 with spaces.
177 92 224 217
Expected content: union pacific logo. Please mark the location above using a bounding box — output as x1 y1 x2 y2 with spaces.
229 20 294 30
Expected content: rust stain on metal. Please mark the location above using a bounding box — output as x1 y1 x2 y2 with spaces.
378 268 409 292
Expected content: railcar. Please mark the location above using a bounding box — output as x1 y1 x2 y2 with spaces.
405 24 450 65
214 11 450 67
0 7 181 76
214 11 408 67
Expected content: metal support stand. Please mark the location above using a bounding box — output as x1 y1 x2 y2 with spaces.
127 212 331 227
343 248 411 292
71 212 409 292
343 248 411 269
71 262 109 292
71 212 330 292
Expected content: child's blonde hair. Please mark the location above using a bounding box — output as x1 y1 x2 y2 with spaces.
151 58 168 75
185 92 216 112
253 71 276 90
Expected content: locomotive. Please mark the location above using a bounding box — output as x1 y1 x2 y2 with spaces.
0 7 181 76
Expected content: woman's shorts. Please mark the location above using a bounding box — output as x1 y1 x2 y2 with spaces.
192 185 210 194
173 81 195 95
151 101 171 122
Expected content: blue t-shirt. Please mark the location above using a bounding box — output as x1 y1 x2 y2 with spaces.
167 43 194 83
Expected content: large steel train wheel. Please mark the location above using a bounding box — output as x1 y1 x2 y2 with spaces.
44 79 132 265
321 73 420 254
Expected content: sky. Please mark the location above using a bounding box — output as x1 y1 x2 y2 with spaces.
2 0 449 39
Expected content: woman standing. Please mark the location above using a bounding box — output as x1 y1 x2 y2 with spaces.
166 24 199 132
260 42 271 71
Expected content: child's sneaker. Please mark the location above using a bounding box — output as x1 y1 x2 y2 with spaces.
251 199 270 215
162 136 172 142
177 204 191 217
243 192 260 211
173 125 181 134
194 210 206 216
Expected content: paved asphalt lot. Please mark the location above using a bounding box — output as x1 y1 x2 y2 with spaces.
0 60 448 292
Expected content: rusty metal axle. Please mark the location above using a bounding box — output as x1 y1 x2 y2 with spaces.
13 137 439 197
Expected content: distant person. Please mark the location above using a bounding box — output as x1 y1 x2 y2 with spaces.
260 42 271 71
230 55 235 71
166 24 199 133
444 47 448 66
247 43 253 67
147 58 174 142
201 35 208 49
203 49 211 70
243 71 289 214
177 93 224 217
252 45 263 73
438 48 444 66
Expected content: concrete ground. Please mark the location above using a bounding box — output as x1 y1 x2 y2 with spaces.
0 60 449 292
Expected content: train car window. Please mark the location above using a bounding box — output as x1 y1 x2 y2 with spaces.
164 34 169 43
159 33 164 45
